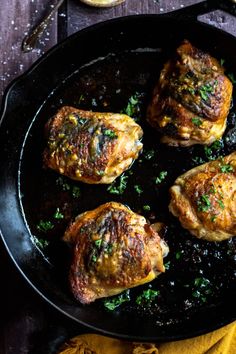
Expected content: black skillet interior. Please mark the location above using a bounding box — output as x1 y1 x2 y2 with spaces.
0 14 236 342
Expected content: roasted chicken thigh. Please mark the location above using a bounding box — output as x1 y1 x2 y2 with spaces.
169 152 236 241
63 202 169 304
43 106 143 184
147 40 233 146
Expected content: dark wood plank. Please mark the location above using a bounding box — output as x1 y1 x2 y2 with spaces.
0 0 59 106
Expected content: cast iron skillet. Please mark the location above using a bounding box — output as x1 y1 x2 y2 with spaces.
0 0 236 342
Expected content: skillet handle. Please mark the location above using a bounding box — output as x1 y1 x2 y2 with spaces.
168 0 236 20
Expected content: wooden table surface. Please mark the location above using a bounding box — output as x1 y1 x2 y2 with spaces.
0 1 236 353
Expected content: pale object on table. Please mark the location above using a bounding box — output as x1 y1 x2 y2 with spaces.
80 0 125 7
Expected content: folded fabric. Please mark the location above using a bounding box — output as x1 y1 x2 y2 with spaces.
58 321 236 354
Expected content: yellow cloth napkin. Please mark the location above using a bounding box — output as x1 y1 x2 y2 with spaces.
58 321 236 354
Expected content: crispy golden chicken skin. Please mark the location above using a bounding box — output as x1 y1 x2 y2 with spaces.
43 106 143 184
147 40 233 146
169 152 236 241
63 202 169 304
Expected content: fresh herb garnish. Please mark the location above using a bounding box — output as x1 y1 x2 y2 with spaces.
220 163 234 173
72 186 81 198
192 156 205 165
53 208 64 219
134 184 143 195
122 92 144 120
199 81 217 101
175 251 182 260
56 176 70 191
103 290 130 311
143 205 151 211
107 174 128 195
136 289 160 305
164 261 171 270
94 239 102 248
217 199 225 210
210 215 217 222
104 129 117 139
192 117 202 127
204 140 223 161
37 220 54 232
34 237 49 249
192 277 212 303
143 149 155 160
155 171 168 184
197 194 211 212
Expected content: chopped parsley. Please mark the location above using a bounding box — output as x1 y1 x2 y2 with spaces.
220 163 234 173
210 215 217 222
56 176 70 191
134 184 143 195
104 129 117 139
143 149 155 160
103 290 130 311
155 171 168 184
199 81 217 101
136 289 160 305
192 277 212 303
143 205 151 211
34 237 49 249
164 261 171 270
192 117 202 127
204 140 223 161
197 194 211 212
53 208 64 219
37 220 54 232
122 92 144 120
78 94 85 104
192 156 205 165
94 239 102 248
107 174 128 195
175 251 182 260
72 186 81 198
217 199 225 210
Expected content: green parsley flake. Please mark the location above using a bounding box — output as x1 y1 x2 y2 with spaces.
217 199 225 209
197 194 211 212
37 220 54 232
143 205 151 211
220 163 234 173
53 208 64 219
72 186 81 198
143 149 155 160
192 117 202 127
134 185 143 195
56 176 70 191
34 237 49 249
136 289 160 305
104 129 117 139
103 290 130 311
107 174 128 195
94 239 102 248
155 171 168 184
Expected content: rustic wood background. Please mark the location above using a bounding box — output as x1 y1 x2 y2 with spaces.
0 1 236 353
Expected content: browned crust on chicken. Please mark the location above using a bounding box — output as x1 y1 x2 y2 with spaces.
63 202 167 304
147 40 233 146
169 152 236 241
43 106 143 184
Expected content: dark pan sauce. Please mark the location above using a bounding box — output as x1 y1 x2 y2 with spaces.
19 49 236 326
